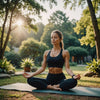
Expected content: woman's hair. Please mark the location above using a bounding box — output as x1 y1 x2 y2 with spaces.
51 30 64 49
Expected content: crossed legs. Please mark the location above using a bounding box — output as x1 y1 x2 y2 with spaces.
27 77 77 91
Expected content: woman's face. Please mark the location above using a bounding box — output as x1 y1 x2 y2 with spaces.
51 32 61 46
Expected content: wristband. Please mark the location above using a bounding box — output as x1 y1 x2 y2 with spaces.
72 74 75 78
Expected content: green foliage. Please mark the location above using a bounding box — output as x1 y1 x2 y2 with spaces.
33 22 45 41
41 23 55 48
19 38 48 59
19 38 40 58
21 58 34 68
0 58 15 73
0 0 47 59
41 10 80 49
86 59 100 74
67 46 88 57
48 10 74 33
63 34 80 49
64 0 99 11
4 51 21 68
69 62 77 66
74 7 100 47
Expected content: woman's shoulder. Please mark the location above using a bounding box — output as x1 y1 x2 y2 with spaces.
62 49 69 54
62 49 69 57
44 50 51 56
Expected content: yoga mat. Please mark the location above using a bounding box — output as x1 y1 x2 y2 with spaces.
33 87 100 97
0 83 36 92
0 83 100 97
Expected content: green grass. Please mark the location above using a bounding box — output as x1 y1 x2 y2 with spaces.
0 65 100 87
0 75 27 86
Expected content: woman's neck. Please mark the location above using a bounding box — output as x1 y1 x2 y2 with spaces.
52 45 61 51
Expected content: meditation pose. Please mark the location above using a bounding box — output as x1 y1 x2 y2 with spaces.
23 30 81 91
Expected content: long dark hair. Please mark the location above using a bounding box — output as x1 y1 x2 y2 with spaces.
51 30 64 49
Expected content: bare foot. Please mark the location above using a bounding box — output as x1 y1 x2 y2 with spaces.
53 84 59 88
47 85 62 91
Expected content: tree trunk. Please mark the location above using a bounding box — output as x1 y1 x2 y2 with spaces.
0 0 19 60
87 0 100 60
0 1 9 60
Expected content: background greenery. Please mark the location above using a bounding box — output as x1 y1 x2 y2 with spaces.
0 66 100 87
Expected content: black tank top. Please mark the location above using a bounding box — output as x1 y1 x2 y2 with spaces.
46 49 64 68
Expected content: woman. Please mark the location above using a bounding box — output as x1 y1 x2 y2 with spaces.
23 30 81 91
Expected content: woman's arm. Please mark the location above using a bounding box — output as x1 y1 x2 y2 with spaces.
23 50 48 78
64 50 81 80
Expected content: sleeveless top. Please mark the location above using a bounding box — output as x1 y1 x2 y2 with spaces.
46 49 64 68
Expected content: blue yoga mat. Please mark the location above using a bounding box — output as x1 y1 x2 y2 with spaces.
32 87 100 97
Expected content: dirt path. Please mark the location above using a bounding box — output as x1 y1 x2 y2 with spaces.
0 89 100 100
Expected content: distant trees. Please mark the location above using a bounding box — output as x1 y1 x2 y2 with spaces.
48 10 73 33
41 23 55 48
41 10 80 49
30 22 45 42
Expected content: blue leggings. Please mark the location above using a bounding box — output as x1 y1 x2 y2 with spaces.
27 73 77 91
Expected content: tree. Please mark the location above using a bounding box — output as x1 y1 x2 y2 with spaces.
19 38 48 60
0 0 46 60
41 10 80 49
64 0 100 60
41 23 55 48
86 0 100 60
48 10 73 33
67 46 88 63
74 7 100 47
30 22 45 41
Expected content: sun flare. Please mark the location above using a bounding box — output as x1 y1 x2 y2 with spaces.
16 19 23 26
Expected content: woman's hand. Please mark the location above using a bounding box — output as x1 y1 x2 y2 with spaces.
23 72 33 78
73 74 81 80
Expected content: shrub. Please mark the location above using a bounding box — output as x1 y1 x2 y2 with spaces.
4 51 21 68
69 62 77 66
86 59 100 75
67 46 88 57
19 38 48 59
0 58 15 73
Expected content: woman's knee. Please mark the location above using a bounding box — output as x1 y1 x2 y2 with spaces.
60 78 77 91
71 78 77 87
74 78 77 83
27 77 33 85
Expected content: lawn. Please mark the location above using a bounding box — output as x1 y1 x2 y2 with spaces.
0 65 100 100
0 65 100 87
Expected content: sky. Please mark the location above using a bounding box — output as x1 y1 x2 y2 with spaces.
35 0 86 25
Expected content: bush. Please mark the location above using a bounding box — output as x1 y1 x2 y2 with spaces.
19 38 48 61
86 59 100 75
0 58 15 73
69 62 77 66
4 51 21 68
67 46 88 57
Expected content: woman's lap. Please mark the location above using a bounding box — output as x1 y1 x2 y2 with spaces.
27 77 77 90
